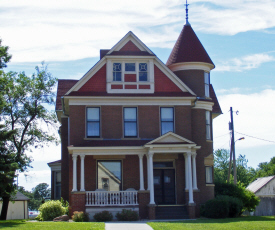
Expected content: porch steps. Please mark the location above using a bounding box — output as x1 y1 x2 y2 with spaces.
155 205 189 219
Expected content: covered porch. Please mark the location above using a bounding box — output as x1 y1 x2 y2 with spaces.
68 132 200 219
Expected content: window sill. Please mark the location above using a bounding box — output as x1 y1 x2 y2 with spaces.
206 183 215 186
206 139 213 143
121 137 141 140
84 138 103 140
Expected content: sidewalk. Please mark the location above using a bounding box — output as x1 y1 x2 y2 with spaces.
105 222 153 230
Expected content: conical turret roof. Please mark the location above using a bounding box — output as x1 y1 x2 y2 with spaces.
166 25 214 67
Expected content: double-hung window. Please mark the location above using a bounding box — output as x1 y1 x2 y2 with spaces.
87 107 100 137
205 166 213 183
160 107 174 135
206 111 211 140
204 72 210 97
113 63 122 81
124 107 137 137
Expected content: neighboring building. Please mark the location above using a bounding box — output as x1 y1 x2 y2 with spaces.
48 17 222 219
247 176 275 216
0 191 29 220
48 160 61 200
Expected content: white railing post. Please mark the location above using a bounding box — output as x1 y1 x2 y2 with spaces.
192 153 198 190
187 152 194 204
184 153 189 190
148 151 155 205
138 153 145 191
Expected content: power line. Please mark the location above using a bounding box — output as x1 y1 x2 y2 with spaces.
235 131 275 144
214 132 230 139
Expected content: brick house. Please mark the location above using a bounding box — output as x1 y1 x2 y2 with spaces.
48 20 222 219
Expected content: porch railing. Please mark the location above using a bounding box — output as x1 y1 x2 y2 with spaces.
86 190 138 206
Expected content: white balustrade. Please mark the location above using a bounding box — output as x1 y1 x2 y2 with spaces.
86 190 138 206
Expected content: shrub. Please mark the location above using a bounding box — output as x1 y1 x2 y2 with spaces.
215 182 259 212
216 195 243 217
60 197 69 215
204 199 229 218
72 211 89 222
115 209 139 221
38 200 66 221
93 211 113 222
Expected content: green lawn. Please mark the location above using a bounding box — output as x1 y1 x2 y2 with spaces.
148 216 275 230
0 220 105 230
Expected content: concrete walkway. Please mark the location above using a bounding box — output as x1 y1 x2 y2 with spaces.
105 222 154 230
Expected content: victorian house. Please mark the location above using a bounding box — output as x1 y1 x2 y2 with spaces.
48 17 222 219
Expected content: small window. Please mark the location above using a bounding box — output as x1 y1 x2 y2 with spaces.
113 63 122 81
139 63 147 81
125 63 135 72
204 72 210 97
87 108 100 137
153 162 173 168
97 161 122 191
124 107 137 137
161 107 174 135
206 111 211 140
55 171 61 200
205 166 213 183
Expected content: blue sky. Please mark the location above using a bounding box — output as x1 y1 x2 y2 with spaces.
1 0 275 191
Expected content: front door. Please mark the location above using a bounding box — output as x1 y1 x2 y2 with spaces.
154 169 175 205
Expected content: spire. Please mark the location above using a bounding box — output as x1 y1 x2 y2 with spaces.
185 0 191 26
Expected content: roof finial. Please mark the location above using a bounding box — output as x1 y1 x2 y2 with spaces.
185 0 191 26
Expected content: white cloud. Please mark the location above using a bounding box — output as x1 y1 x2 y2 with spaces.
1 0 275 62
213 89 275 151
214 53 275 72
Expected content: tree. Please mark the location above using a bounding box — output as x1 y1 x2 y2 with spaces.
0 39 12 70
33 183 51 200
214 149 256 186
0 64 58 220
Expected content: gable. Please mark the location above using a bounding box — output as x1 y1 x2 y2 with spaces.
78 64 107 93
154 65 182 93
147 132 194 145
119 40 141 52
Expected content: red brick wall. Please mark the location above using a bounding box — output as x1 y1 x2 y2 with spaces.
61 117 69 201
125 85 137 89
84 156 96 191
111 84 123 89
138 191 150 219
175 106 192 140
101 106 122 139
138 106 159 139
119 40 141 52
154 65 182 92
175 154 186 204
70 193 86 216
78 64 106 92
122 155 140 190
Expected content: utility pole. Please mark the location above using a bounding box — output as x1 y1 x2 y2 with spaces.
228 107 237 184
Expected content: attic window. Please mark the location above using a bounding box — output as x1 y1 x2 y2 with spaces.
139 63 147 81
113 63 122 81
125 63 135 71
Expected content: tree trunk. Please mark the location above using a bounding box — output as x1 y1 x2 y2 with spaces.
0 196 10 220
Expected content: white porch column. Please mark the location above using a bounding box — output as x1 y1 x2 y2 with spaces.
138 154 145 191
192 153 198 190
146 154 150 190
80 155 85 191
148 151 155 204
187 152 194 204
72 154 78 192
184 154 189 190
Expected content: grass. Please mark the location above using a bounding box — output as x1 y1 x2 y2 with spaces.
0 220 105 230
148 216 275 230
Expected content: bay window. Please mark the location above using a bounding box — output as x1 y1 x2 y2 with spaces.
206 111 211 140
204 72 210 97
205 166 213 183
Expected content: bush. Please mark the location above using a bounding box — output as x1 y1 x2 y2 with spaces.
215 182 259 212
216 195 243 217
115 209 139 221
204 199 229 218
38 200 66 221
93 211 113 222
72 211 89 222
60 197 69 215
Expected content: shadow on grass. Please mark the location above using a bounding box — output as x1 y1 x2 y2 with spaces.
167 216 275 224
0 220 27 228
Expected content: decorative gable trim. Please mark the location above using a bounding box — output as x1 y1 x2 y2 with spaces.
107 31 154 55
146 132 194 145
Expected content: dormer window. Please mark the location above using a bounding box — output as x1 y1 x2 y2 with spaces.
204 72 210 97
125 63 135 72
139 63 147 81
113 63 122 81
